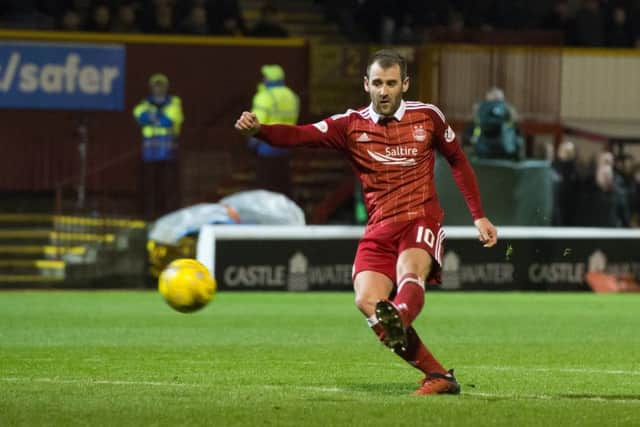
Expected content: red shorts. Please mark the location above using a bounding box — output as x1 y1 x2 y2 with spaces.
353 216 445 285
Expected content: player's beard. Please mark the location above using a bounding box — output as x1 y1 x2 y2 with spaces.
374 94 401 118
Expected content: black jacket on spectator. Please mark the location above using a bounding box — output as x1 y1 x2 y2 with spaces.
572 3 606 46
552 159 579 226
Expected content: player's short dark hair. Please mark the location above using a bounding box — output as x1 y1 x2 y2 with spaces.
366 49 407 80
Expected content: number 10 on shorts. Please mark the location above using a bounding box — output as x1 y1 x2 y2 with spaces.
416 226 435 248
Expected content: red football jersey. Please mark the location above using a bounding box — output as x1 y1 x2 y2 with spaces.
256 100 485 226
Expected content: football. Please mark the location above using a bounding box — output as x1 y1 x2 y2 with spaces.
158 258 216 313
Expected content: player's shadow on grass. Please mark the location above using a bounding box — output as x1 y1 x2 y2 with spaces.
344 382 415 395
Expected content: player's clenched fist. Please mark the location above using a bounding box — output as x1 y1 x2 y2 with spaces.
234 111 260 137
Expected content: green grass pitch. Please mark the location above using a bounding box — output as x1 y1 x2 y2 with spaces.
1 291 639 426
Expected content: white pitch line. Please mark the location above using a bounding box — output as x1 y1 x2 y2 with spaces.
465 391 640 404
293 386 343 393
0 377 197 387
0 378 342 393
262 385 343 393
460 366 640 376
182 360 391 369
181 361 640 376
3 377 639 403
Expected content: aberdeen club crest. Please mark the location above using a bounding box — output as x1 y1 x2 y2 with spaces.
413 124 427 142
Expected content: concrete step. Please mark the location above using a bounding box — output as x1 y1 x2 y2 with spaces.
0 259 65 280
0 212 147 288
0 259 64 269
0 214 146 231
0 245 87 260
53 216 146 230
0 230 116 245
0 213 54 229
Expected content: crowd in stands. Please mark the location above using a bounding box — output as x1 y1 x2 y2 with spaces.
2 1 639 227
323 0 640 46
462 87 640 228
0 0 288 37
552 142 640 227
1 0 639 47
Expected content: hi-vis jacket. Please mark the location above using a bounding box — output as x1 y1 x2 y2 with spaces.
133 95 184 161
249 82 299 156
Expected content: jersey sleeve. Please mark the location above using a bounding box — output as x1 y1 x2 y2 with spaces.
427 106 486 221
255 114 349 151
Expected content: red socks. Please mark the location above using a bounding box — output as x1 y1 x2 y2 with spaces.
392 275 446 375
370 322 385 342
369 322 447 376
399 327 447 375
393 273 425 327
367 273 447 376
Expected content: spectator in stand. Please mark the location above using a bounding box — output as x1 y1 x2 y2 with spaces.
572 0 606 46
583 152 631 227
541 0 575 43
448 9 466 34
494 0 531 29
353 0 386 42
633 1 640 47
133 73 184 219
322 0 360 41
394 13 419 44
630 163 640 226
87 3 111 32
458 0 495 30
247 65 299 196
206 0 245 35
552 140 580 225
606 5 634 46
249 3 288 37
465 87 524 161
219 15 244 35
0 0 54 29
146 0 175 33
112 3 141 33
179 4 209 34
375 0 411 45
35 0 59 29
406 0 448 28
61 0 91 27
60 8 82 31
152 4 174 33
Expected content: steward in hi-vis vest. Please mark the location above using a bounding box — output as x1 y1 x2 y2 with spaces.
248 64 300 195
133 73 183 219
133 73 184 162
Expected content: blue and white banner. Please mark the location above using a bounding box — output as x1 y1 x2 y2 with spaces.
0 41 125 111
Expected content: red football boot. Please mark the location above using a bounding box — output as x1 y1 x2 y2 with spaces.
415 370 461 395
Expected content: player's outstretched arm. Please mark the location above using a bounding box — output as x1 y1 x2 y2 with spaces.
474 217 498 248
234 112 348 150
234 111 261 137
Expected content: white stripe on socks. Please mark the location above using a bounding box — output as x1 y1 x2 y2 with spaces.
366 314 379 327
